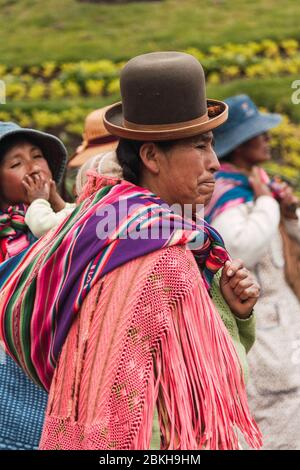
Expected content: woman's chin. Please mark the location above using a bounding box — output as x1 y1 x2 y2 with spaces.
192 194 213 209
203 193 213 206
198 189 214 205
255 151 271 163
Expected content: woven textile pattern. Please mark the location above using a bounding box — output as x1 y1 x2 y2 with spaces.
40 246 261 450
0 179 228 391
0 353 47 450
0 204 32 262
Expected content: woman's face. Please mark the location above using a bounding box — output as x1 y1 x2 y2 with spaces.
0 140 52 209
154 132 220 212
240 132 271 164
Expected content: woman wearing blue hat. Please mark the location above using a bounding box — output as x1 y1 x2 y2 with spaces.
0 121 71 449
205 95 300 449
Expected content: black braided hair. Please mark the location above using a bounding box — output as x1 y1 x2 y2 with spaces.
116 138 175 185
116 139 142 184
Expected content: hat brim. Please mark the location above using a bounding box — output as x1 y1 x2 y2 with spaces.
104 99 228 141
0 128 67 183
68 141 118 168
215 112 282 158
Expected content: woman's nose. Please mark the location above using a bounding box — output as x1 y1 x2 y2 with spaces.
207 149 220 173
27 161 41 176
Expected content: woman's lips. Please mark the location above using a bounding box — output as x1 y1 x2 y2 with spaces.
199 180 215 187
197 181 215 194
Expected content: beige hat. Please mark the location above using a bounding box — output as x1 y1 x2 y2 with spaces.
68 106 119 168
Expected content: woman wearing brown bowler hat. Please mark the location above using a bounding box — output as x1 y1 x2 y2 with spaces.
1 52 261 450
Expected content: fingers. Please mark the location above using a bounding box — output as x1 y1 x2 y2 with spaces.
224 259 244 278
23 174 34 185
49 179 57 194
279 183 299 204
250 166 261 179
22 174 37 192
228 267 248 289
235 274 260 301
232 277 254 296
238 296 258 313
22 178 31 192
22 172 50 202
23 173 47 188
225 258 260 300
31 173 39 185
280 185 293 200
239 284 260 301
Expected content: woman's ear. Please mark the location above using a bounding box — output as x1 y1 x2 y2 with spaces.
139 142 161 175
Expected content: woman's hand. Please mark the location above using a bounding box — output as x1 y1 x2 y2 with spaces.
249 166 272 198
220 259 260 319
48 180 67 212
277 182 299 219
22 173 50 203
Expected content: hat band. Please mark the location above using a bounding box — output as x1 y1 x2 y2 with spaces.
77 135 118 152
123 112 209 131
87 135 118 146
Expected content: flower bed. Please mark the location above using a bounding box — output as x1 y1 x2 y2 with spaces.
1 39 300 101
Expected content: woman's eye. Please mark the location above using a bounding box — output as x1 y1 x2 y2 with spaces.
11 162 20 168
33 154 43 159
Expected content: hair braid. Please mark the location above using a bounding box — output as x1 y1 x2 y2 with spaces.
116 139 142 184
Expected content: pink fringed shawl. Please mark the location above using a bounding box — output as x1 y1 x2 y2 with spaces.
40 245 262 450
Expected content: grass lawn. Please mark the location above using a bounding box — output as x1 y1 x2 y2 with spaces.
0 0 300 65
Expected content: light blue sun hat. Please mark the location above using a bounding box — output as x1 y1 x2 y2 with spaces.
213 94 282 158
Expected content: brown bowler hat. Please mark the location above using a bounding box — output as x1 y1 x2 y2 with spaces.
104 51 228 141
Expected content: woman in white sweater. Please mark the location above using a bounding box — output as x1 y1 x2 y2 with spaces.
206 95 300 450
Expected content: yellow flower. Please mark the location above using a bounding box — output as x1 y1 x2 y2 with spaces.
207 72 221 84
28 83 46 100
281 39 299 57
0 111 11 121
261 39 279 58
184 47 206 61
6 82 27 100
32 110 63 128
64 81 81 97
0 64 7 76
106 78 120 95
49 80 65 98
222 65 240 79
11 66 22 76
85 79 104 96
65 123 84 136
42 62 57 78
28 66 39 76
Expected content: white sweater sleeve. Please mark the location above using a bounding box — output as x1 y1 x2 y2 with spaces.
25 199 76 238
212 196 280 269
283 208 300 243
